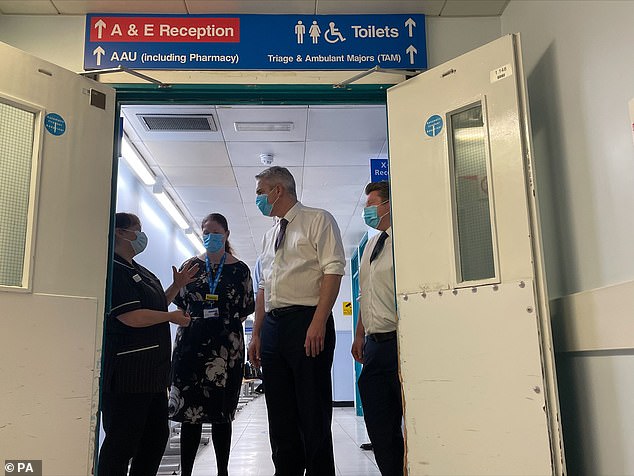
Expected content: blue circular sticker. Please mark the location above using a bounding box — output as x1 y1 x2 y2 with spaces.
45 113 66 136
425 114 443 137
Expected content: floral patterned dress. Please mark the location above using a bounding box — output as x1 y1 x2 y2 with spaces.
169 257 255 424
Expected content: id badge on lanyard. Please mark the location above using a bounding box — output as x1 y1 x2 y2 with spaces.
204 253 226 318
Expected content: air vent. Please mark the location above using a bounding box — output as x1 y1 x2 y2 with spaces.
234 122 293 132
138 114 218 132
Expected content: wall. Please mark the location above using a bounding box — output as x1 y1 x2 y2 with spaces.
502 2 634 474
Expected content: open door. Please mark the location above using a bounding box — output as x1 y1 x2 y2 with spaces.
0 43 115 474
388 35 565 475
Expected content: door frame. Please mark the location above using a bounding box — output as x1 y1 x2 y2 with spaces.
96 82 391 464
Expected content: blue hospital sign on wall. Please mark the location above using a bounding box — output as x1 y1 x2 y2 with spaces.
371 159 389 183
84 14 426 70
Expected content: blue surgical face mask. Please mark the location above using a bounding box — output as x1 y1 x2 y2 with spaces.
122 230 148 255
256 188 279 216
203 233 225 253
362 200 389 229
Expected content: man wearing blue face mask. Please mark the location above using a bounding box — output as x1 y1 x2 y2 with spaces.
351 181 404 476
248 166 345 476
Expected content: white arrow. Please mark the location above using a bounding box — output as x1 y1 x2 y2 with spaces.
406 45 417 64
405 18 416 37
95 19 106 39
93 46 105 66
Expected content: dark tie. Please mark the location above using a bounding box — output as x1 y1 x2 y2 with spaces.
369 231 389 263
275 218 288 252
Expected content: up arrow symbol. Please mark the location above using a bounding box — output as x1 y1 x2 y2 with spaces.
406 45 417 65
405 18 416 37
93 46 105 66
95 19 107 39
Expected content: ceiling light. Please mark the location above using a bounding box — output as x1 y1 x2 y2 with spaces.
152 183 189 229
184 228 205 254
234 122 293 132
120 136 155 185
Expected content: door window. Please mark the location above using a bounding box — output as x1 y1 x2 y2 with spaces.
0 100 36 288
448 103 496 283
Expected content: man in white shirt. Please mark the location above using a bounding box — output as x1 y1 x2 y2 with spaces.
248 166 345 476
351 181 404 476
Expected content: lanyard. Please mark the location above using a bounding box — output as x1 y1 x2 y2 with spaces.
205 252 226 296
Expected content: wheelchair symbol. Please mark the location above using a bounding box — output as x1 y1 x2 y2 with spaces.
324 22 346 43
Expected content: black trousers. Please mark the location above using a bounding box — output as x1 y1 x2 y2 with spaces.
358 336 404 476
261 308 336 476
98 391 169 476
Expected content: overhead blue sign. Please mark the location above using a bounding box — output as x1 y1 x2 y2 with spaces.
84 14 426 71
370 158 389 183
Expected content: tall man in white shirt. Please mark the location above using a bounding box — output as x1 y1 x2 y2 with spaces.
248 166 345 476
351 181 404 476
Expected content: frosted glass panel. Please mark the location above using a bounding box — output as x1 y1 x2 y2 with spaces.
0 101 35 287
450 104 495 282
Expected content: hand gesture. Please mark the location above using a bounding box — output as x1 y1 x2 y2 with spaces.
172 261 199 289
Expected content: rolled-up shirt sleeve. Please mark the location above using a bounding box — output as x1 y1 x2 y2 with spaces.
315 211 346 276
109 264 143 318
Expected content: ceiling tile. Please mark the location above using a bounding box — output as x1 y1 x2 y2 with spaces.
186 0 316 14
307 105 386 141
315 1 444 16
0 1 58 14
144 141 230 167
302 165 370 188
227 141 305 167
234 166 304 197
53 0 188 14
304 140 385 166
161 166 236 187
441 0 508 16
217 106 308 142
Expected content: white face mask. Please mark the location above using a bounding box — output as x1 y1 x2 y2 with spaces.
121 229 148 255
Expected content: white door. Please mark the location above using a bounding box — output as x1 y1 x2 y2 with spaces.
0 42 115 475
388 35 565 475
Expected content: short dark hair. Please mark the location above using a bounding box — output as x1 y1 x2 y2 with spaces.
364 181 390 202
255 166 297 198
201 213 234 254
115 212 140 229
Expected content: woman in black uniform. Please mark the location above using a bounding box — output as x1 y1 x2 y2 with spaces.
98 212 197 476
169 213 255 476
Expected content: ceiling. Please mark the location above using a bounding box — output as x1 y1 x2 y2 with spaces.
0 0 509 271
122 104 387 270
0 0 509 17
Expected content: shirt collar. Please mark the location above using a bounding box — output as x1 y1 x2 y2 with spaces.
113 253 136 270
282 201 302 224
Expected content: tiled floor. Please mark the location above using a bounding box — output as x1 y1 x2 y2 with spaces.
191 395 381 475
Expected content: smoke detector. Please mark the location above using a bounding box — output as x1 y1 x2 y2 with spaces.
260 153 274 165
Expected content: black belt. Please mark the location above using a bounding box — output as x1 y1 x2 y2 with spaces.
367 331 397 343
268 305 316 318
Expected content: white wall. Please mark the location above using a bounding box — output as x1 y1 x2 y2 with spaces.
503 0 634 299
502 2 634 474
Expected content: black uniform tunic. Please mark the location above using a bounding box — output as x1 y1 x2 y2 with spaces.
102 254 171 392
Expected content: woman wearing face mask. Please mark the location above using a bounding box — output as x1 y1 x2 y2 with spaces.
169 213 255 476
98 212 197 476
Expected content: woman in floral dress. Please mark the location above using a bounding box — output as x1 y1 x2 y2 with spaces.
169 213 255 476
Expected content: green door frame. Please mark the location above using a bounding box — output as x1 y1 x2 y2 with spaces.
97 82 390 469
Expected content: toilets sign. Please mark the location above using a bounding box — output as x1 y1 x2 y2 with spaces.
84 14 426 70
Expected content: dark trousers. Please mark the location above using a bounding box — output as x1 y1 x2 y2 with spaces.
98 391 169 476
358 336 404 476
261 308 336 476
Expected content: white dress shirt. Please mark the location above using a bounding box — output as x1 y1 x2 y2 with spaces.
359 226 397 334
260 202 346 312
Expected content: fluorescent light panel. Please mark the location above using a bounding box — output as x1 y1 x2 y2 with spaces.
186 232 205 254
234 122 293 132
121 136 156 185
154 189 189 229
